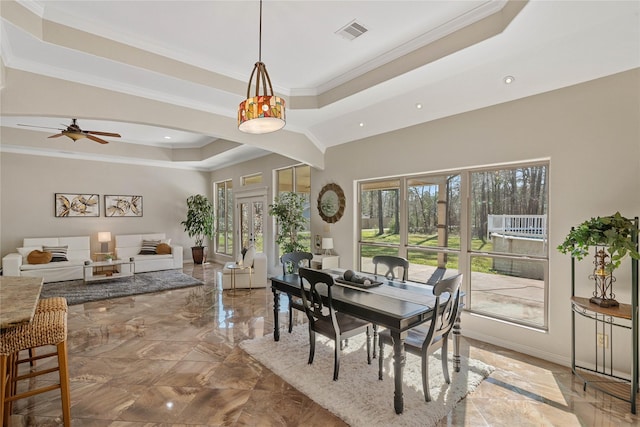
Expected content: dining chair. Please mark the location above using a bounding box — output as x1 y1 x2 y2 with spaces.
377 273 463 402
372 255 409 281
371 255 409 357
281 251 314 333
298 267 372 380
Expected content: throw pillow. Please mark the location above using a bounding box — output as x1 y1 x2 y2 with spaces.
43 245 68 262
17 246 42 263
27 250 52 264
156 243 172 255
243 246 256 268
139 239 160 255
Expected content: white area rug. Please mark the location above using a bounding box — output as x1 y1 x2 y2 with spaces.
240 325 494 427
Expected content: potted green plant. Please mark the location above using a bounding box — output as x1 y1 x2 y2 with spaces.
558 212 639 307
557 212 639 273
181 194 215 264
269 192 308 255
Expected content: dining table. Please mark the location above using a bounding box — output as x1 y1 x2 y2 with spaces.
0 276 44 329
270 268 464 414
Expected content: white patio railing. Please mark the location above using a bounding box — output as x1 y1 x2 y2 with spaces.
487 214 547 239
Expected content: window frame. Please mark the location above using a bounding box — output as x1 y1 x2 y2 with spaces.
357 160 549 330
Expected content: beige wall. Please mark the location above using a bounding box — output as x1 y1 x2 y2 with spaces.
308 69 640 366
0 153 211 262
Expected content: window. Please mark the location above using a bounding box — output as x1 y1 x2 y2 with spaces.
358 162 549 329
275 165 311 252
468 164 548 328
242 173 262 186
215 180 233 255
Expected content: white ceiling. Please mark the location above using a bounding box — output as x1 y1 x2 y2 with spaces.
1 0 638 170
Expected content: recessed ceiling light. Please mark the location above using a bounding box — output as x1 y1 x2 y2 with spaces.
164 136 172 139
503 76 515 84
416 103 423 109
359 122 364 127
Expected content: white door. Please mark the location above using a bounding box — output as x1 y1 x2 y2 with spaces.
236 195 265 255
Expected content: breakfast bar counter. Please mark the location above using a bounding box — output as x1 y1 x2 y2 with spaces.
0 276 44 328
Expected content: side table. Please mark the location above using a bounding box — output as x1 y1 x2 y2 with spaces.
225 262 252 296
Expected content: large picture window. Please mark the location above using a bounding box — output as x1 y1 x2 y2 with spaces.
358 162 549 329
215 179 233 256
275 165 311 253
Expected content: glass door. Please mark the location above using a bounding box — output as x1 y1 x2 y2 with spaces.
237 196 265 254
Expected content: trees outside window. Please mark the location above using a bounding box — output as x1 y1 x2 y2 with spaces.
358 162 549 329
215 180 233 255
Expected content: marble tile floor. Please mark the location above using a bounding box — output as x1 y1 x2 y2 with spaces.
6 262 640 426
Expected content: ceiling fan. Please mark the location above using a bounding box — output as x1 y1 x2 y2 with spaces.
17 118 121 144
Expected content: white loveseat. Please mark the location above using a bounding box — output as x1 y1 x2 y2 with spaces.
2 236 91 283
221 252 268 289
115 233 183 273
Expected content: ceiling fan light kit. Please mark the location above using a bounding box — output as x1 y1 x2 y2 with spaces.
238 0 286 134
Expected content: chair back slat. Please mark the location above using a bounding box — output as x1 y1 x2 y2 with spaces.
422 274 463 352
298 267 339 334
281 251 313 274
372 255 409 281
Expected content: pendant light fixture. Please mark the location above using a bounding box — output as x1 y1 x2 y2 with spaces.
238 0 286 134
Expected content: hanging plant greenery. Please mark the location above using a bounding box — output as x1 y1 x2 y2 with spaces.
557 212 639 272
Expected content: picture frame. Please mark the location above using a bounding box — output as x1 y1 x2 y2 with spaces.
55 193 100 217
104 195 143 217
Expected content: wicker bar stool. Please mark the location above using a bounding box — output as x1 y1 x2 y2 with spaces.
28 298 69 367
0 310 71 427
36 297 68 314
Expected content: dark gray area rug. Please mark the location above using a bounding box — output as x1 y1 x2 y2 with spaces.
40 269 204 305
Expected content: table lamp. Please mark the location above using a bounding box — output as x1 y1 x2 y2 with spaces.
98 231 112 253
322 238 334 256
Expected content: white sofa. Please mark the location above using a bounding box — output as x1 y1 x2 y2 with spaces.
222 252 268 289
2 236 91 283
115 233 183 273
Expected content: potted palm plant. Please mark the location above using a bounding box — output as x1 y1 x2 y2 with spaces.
181 194 215 264
269 192 307 255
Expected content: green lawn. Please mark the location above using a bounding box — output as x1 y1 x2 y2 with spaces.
360 229 495 273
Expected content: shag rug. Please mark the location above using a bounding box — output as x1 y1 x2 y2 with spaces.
240 325 494 427
39 269 203 305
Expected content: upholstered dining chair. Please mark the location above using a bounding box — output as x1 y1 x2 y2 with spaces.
371 255 409 356
281 251 314 333
298 267 372 380
377 273 463 402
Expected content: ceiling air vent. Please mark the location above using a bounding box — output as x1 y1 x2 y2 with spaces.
335 20 368 41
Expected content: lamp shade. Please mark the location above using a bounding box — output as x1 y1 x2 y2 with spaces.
98 231 111 253
238 94 286 134
322 238 334 250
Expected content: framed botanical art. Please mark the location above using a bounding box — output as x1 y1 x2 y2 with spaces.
55 193 100 217
104 195 143 217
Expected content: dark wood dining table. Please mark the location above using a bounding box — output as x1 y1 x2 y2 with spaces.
0 276 44 329
270 269 463 414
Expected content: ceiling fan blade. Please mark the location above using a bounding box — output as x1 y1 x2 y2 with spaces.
48 133 65 138
86 134 109 144
85 131 121 137
18 124 64 131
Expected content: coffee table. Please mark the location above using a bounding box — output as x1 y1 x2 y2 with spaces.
84 259 135 284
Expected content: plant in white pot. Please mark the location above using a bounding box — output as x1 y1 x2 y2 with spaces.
181 194 215 264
